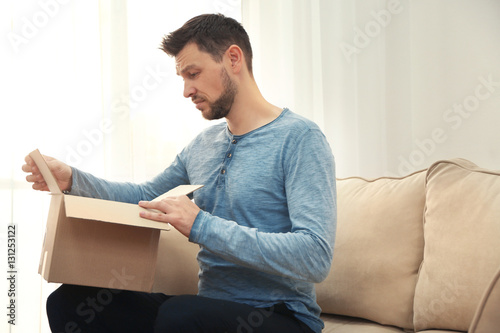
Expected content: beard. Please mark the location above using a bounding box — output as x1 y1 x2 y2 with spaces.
196 67 238 120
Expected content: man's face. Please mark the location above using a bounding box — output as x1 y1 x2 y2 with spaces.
175 43 238 120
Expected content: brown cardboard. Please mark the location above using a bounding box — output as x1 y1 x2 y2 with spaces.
30 149 202 292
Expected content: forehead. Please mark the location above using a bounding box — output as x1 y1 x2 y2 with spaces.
175 43 214 75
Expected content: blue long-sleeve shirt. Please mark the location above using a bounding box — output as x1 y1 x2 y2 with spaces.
69 108 337 332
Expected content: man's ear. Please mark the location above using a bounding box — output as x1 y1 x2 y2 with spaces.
226 44 243 74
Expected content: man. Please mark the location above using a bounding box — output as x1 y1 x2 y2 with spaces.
23 13 336 333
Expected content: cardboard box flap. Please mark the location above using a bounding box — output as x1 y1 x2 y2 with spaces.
64 195 170 230
151 184 203 202
29 149 62 194
63 184 203 230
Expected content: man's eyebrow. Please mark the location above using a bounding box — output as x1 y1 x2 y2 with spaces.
176 64 197 76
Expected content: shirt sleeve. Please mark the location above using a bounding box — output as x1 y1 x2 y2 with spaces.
189 129 337 283
68 155 191 204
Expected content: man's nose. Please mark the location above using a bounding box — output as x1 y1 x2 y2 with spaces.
183 82 196 98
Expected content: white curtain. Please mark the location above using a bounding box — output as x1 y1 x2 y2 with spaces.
3 2 104 332
2 1 240 332
242 0 500 178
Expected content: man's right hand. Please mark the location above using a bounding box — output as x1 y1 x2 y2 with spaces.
22 154 73 192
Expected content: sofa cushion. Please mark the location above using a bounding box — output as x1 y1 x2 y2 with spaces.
416 331 464 333
316 170 426 329
321 314 406 332
468 265 500 333
413 159 500 331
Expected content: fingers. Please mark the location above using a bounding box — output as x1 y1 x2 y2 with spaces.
139 200 165 211
138 200 170 223
23 154 49 191
27 173 49 191
22 155 35 173
23 154 40 175
138 196 198 238
32 181 49 192
23 154 55 173
139 210 169 223
24 154 33 165
25 173 39 183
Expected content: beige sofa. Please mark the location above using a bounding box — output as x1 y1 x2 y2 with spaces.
152 158 500 332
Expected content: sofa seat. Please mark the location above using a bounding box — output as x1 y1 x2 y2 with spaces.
416 331 464 333
321 314 408 332
321 314 467 333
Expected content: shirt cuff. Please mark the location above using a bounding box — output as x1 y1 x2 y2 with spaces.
66 167 93 198
189 210 208 244
66 166 78 195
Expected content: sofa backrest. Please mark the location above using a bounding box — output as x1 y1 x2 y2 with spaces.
413 159 500 331
315 169 427 330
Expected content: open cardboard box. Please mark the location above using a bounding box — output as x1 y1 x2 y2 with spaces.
30 149 202 292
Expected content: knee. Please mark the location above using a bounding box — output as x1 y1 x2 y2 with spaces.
46 285 69 318
47 285 65 311
47 284 82 315
46 285 79 332
154 295 203 332
46 284 99 332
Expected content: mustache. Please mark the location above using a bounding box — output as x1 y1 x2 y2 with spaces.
191 95 205 104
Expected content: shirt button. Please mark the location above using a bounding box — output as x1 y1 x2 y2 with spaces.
227 153 232 158
232 139 237 144
221 169 226 174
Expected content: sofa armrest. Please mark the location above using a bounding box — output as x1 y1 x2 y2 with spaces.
469 266 500 333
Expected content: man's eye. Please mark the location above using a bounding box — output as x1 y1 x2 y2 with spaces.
189 72 199 78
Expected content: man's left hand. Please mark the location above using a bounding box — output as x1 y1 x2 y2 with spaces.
138 196 201 238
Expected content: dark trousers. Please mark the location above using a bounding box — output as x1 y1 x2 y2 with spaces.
47 284 314 333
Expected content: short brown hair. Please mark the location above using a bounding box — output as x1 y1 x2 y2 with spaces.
161 14 253 73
